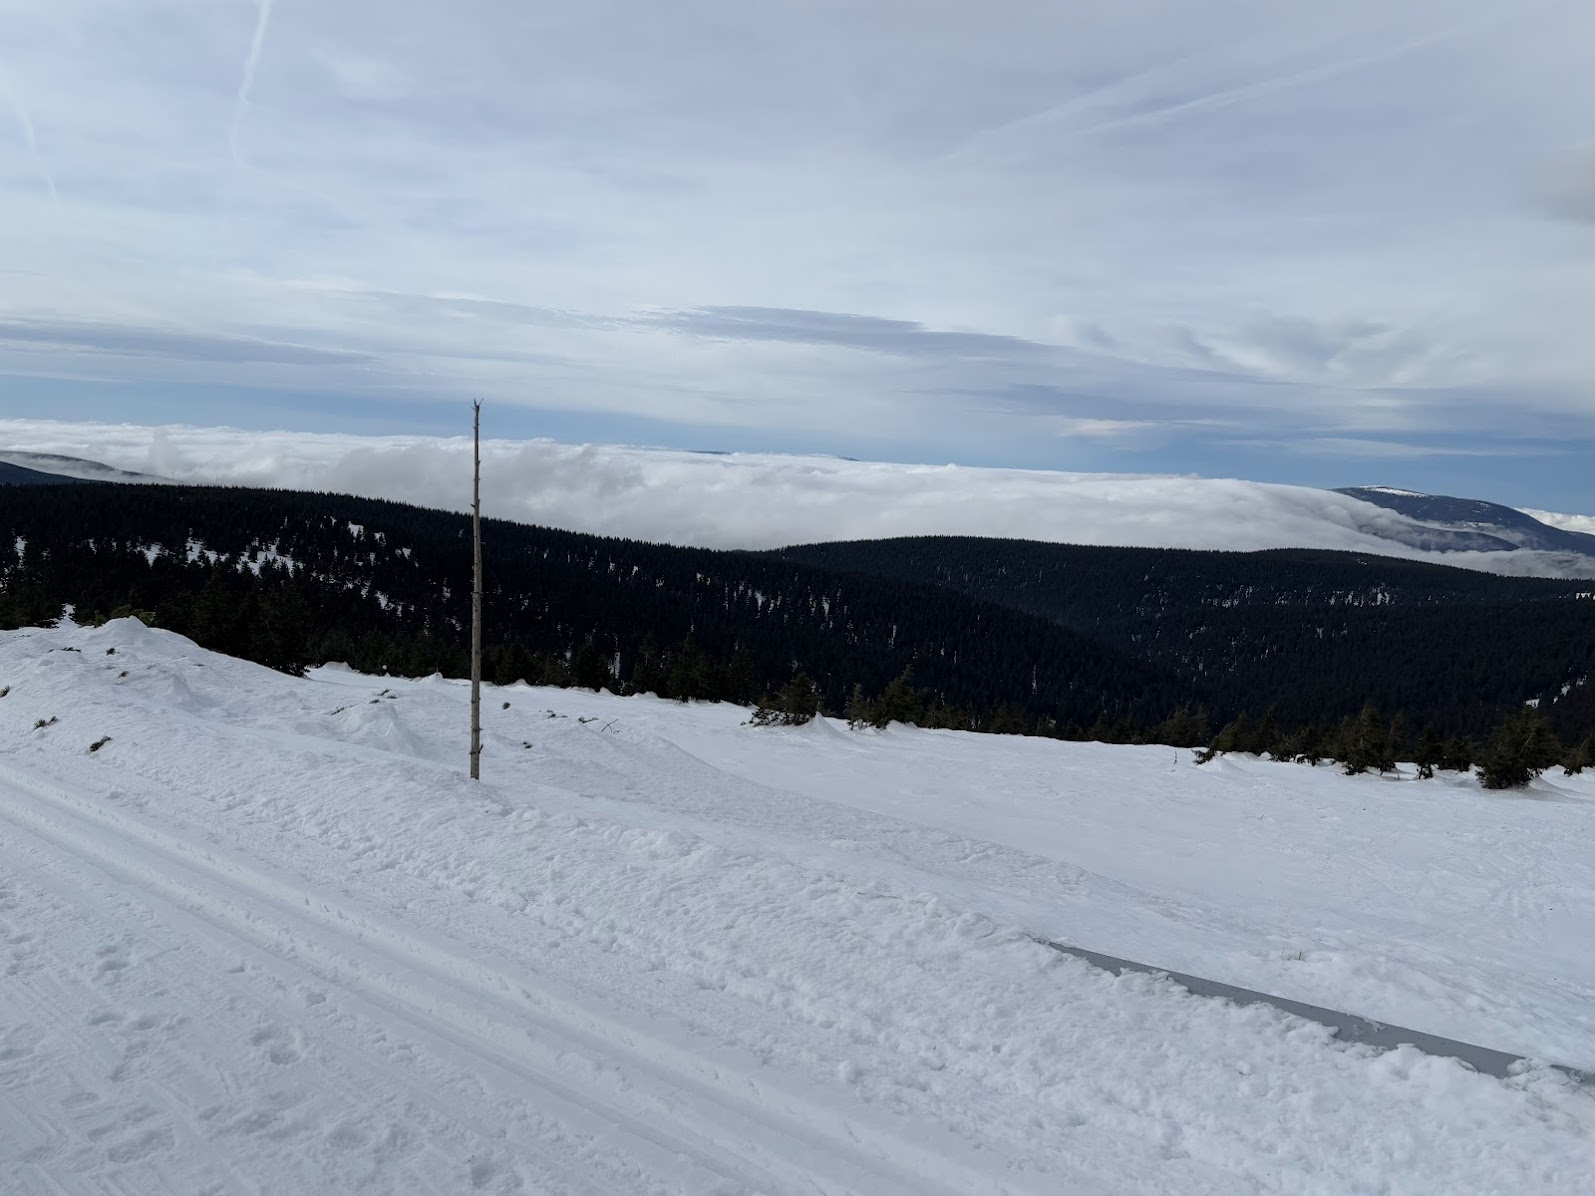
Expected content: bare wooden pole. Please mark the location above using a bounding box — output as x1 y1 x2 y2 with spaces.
470 401 483 780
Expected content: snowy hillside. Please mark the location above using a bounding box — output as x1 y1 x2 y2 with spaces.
2 620 1594 1193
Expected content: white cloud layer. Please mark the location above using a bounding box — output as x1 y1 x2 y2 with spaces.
1521 508 1595 537
5 419 1592 578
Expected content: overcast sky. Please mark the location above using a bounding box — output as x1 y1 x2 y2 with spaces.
2 1 1593 506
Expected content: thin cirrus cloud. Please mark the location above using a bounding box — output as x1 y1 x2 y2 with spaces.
643 307 1055 361
0 0 1591 503
0 318 372 366
2 418 1592 580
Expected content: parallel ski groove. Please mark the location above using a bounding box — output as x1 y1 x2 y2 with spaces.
0 760 1061 1196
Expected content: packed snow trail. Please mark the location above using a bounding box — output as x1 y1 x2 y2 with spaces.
0 764 1040 1196
2 621 1594 1193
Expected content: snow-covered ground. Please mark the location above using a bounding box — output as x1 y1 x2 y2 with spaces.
2 620 1593 1194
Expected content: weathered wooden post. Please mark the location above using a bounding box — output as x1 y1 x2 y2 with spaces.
470 400 483 780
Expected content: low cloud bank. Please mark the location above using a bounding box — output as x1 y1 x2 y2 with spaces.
3 419 1592 577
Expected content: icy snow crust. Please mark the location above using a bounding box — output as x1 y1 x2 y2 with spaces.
2 621 1593 1193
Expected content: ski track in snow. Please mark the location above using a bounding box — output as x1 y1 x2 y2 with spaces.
1 620 1594 1193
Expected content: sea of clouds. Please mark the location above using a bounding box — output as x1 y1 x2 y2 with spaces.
3 418 1592 578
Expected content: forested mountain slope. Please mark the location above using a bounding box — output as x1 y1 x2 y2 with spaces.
0 484 1179 731
774 537 1595 741
3 485 1592 744
0 460 88 486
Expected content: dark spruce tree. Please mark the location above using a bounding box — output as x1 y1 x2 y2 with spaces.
1478 706 1563 790
1253 707 1282 759
843 683 872 729
1339 703 1388 776
1414 727 1443 780
1440 736 1476 773
1564 735 1593 776
865 666 926 730
1381 712 1407 775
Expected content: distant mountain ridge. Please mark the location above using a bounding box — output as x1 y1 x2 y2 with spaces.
3 441 1592 576
0 451 165 484
0 460 89 487
1336 486 1595 560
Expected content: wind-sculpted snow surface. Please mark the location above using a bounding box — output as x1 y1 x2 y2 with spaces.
2 621 1594 1193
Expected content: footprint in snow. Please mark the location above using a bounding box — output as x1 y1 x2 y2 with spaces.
103 1125 176 1164
468 1154 525 1192
250 1024 306 1066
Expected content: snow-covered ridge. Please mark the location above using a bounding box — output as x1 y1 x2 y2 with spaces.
1 619 1593 1192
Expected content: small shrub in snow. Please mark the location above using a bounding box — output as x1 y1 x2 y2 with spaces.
750 673 821 727
88 736 111 753
750 707 803 727
33 716 57 730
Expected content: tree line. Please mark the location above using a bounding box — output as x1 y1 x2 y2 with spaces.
775 536 1595 746
0 484 1179 730
2 483 1592 789
749 669 1591 789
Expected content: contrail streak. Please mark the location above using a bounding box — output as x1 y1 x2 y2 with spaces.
230 0 276 164
943 0 1572 166
0 71 57 201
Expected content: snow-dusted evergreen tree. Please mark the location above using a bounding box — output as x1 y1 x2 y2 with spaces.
1479 706 1562 790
